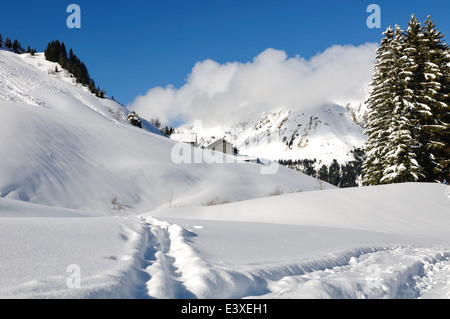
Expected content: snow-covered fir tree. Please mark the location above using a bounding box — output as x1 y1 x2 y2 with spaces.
380 25 423 184
363 27 397 185
363 15 449 185
363 25 421 185
405 15 441 181
418 16 450 180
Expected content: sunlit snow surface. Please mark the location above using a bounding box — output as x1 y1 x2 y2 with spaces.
1 49 449 299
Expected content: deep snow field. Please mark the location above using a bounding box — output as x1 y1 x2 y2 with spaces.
0 49 450 299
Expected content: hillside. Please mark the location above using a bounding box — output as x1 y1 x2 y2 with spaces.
0 49 333 215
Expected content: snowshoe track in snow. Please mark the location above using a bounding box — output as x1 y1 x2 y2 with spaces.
136 217 450 299
140 217 197 298
248 246 450 299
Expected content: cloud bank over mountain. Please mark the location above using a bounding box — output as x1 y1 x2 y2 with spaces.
130 43 378 128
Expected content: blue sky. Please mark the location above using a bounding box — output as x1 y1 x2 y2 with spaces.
1 0 449 106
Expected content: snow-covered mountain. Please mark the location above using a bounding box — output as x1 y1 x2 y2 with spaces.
176 99 368 165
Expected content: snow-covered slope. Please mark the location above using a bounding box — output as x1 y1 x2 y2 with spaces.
0 49 333 215
142 183 450 299
1 182 449 299
176 101 368 164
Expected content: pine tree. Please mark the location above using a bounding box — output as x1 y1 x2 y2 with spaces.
88 81 97 95
0 33 2 48
363 27 397 185
329 159 341 186
437 44 450 175
403 15 436 181
418 16 450 180
5 37 12 49
381 25 423 184
58 42 68 69
363 24 424 185
12 39 20 53
98 88 105 99
318 164 329 183
61 42 67 60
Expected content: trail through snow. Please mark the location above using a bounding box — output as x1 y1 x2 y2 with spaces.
136 217 450 299
141 217 197 299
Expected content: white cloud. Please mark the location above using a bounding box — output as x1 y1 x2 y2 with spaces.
129 43 378 128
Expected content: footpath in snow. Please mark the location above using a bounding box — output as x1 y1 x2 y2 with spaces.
136 216 450 299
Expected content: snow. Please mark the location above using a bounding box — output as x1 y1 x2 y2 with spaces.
0 50 331 215
139 183 450 299
1 49 450 299
0 215 146 298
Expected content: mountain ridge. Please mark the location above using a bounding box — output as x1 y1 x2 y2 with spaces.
176 99 369 165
